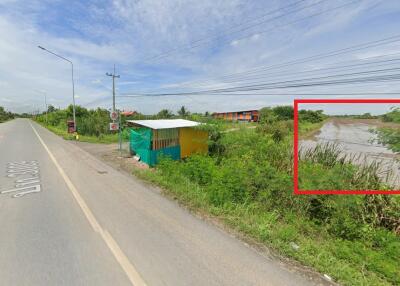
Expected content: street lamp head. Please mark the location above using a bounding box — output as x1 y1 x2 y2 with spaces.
106 72 112 76
38 45 46 50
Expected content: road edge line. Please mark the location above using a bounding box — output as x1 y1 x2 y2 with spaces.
29 121 147 286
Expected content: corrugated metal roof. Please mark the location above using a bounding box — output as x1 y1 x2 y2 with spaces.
126 119 201 129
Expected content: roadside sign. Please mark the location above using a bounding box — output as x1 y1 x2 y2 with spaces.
110 111 118 121
67 120 75 133
109 122 119 131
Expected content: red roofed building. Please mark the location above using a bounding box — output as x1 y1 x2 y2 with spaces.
121 111 138 116
212 110 259 122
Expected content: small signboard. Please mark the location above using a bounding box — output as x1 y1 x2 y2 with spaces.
109 122 119 131
67 120 75 133
110 111 118 121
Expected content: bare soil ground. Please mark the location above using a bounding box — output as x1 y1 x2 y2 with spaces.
76 141 149 173
330 117 399 128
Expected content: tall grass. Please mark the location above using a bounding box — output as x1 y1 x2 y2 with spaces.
135 126 400 285
299 143 393 190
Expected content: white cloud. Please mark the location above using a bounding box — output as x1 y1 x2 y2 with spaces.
230 40 239 47
1 0 399 114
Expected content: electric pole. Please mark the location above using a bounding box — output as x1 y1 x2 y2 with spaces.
106 64 120 113
106 65 122 156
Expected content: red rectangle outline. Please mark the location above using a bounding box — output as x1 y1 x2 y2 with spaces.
293 98 400 195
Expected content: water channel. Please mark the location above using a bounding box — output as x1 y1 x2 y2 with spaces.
300 120 400 188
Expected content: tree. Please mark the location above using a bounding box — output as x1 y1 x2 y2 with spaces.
178 106 190 117
157 109 174 119
66 104 88 118
299 109 325 123
0 106 14 122
47 105 56 113
259 107 278 124
272 106 293 120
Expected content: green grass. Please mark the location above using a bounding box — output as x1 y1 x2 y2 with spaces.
375 127 400 153
133 165 398 286
35 107 400 285
130 129 399 286
36 121 123 144
298 119 327 137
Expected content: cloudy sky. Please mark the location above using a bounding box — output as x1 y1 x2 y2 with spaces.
0 0 399 114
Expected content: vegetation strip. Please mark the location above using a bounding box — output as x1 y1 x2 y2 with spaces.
34 104 400 286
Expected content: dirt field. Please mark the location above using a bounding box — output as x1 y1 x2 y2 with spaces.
329 117 400 128
75 141 149 174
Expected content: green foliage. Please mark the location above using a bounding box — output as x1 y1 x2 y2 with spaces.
257 120 293 142
0 106 15 122
272 105 294 120
157 109 174 119
35 105 131 143
137 115 399 285
259 107 278 124
374 108 400 153
259 105 294 124
299 109 326 123
355 112 377 119
177 106 190 117
382 107 400 123
47 105 57 113
375 127 400 153
36 105 115 137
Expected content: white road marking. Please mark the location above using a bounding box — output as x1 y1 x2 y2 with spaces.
15 180 40 187
29 121 146 286
12 185 42 198
1 184 41 195
2 161 42 198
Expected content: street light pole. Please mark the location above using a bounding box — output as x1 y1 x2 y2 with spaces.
38 45 76 131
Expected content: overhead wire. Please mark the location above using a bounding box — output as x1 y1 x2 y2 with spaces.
119 66 400 97
151 0 363 63
167 32 400 90
147 0 330 62
189 57 400 88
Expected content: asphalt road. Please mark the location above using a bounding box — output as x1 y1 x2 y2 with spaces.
0 119 327 286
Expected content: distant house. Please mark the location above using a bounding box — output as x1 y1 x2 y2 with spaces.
212 110 259 122
126 119 208 166
121 110 138 116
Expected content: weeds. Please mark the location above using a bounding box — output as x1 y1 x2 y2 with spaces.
137 126 400 285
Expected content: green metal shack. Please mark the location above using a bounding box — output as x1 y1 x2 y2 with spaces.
126 119 208 166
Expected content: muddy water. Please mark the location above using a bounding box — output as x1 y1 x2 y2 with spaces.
300 120 400 187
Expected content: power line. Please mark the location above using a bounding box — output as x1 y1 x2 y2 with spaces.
151 0 363 63
117 92 400 99
147 0 329 62
171 33 400 89
194 58 400 88
198 66 400 90
120 68 400 97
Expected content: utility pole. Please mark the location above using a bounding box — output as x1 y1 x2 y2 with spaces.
106 64 120 113
106 65 122 155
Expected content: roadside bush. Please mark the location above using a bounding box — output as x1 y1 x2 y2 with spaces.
375 127 400 153
0 106 15 122
299 109 326 123
382 107 400 123
142 109 400 285
36 105 116 137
